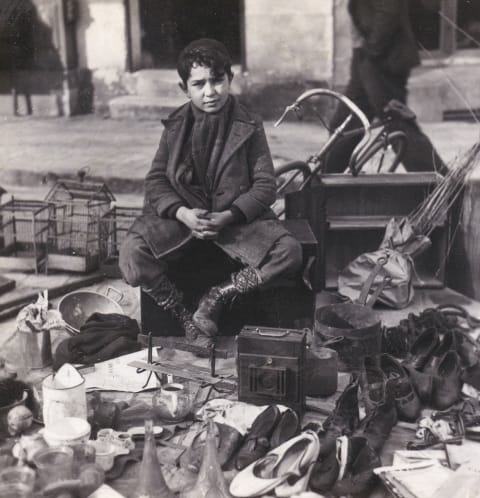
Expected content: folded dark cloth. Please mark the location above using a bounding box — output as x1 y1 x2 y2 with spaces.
53 313 141 370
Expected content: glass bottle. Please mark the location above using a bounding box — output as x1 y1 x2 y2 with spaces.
134 419 174 498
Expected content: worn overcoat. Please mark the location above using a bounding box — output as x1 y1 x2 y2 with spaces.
129 97 290 267
348 0 420 76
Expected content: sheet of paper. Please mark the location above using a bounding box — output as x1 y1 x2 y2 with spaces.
88 484 125 498
83 349 158 392
447 439 480 470
375 461 453 498
393 449 447 466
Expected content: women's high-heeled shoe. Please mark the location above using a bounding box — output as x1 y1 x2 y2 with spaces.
229 430 320 498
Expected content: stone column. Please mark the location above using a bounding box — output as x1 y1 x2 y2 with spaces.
29 0 85 116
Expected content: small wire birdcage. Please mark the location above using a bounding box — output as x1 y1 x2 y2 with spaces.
99 205 142 277
45 180 115 273
0 198 54 274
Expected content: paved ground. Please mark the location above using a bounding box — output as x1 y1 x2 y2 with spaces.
1 114 479 203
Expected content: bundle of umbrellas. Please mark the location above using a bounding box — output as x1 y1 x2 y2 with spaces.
382 142 480 257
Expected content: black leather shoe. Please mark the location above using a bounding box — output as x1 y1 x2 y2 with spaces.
405 328 440 371
359 379 397 454
270 409 300 449
331 436 381 497
309 445 340 494
423 330 456 375
319 374 360 459
403 364 433 405
193 285 236 336
462 363 480 391
171 305 214 353
432 350 463 411
235 405 281 470
381 353 422 422
455 330 480 369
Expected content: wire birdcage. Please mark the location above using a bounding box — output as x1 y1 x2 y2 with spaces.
0 199 54 274
99 205 142 277
45 180 115 273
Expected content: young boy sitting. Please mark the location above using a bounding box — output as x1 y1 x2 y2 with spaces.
119 38 302 350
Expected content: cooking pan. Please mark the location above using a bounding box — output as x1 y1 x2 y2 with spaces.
58 287 124 335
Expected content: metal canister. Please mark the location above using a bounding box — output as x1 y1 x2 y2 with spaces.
17 327 52 369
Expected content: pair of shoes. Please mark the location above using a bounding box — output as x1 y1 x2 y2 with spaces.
310 435 380 496
402 328 443 403
235 406 300 470
180 421 243 472
382 306 466 359
270 409 301 449
317 374 360 459
230 430 320 497
403 328 463 410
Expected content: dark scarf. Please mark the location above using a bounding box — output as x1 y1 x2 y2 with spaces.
189 96 233 194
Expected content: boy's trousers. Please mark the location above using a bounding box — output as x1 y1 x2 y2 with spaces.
119 232 303 291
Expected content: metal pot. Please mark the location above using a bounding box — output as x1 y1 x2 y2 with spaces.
58 287 124 334
314 259 391 372
315 302 382 372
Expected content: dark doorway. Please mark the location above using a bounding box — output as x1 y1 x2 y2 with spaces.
139 0 242 68
409 0 441 51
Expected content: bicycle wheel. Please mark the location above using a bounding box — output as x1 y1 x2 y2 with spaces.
350 130 408 174
273 160 312 218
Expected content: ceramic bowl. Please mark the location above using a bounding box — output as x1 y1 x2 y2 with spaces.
43 417 91 447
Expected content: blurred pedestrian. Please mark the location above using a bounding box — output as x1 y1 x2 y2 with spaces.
324 0 448 175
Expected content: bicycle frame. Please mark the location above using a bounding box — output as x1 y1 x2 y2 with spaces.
274 88 372 178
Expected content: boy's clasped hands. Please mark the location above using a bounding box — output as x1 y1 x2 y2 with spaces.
176 207 234 240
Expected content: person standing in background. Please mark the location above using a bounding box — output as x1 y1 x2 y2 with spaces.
324 0 448 175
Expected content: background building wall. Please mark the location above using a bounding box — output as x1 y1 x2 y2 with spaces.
243 0 334 84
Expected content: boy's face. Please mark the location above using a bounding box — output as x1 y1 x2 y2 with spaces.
181 63 231 114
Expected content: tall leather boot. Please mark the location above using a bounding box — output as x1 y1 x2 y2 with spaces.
145 276 213 350
193 267 261 336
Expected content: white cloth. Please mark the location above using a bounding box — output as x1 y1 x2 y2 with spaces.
195 399 288 435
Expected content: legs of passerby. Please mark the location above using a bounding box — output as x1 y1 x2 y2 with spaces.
119 233 213 349
392 118 449 175
356 54 448 175
323 50 375 173
324 48 447 175
193 234 303 336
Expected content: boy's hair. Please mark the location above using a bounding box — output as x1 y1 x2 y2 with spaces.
177 38 233 84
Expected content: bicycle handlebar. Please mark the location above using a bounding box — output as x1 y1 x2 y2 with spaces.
274 88 372 176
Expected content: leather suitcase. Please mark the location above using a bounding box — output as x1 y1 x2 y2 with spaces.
237 325 307 413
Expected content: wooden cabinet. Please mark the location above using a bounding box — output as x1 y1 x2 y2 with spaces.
288 173 449 290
